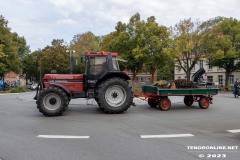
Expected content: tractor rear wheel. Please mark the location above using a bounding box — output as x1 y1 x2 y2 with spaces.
95 98 104 110
96 78 133 113
36 86 69 116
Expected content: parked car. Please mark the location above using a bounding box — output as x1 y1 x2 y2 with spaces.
26 82 37 90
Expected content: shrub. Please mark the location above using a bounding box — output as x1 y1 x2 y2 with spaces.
8 87 29 93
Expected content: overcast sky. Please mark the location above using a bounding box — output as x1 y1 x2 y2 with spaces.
1 0 239 51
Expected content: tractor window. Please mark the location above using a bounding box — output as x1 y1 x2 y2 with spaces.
112 57 120 71
89 57 107 75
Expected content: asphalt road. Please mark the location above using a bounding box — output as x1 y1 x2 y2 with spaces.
0 92 239 160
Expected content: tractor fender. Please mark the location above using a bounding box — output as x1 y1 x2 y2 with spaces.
96 71 131 86
48 83 72 98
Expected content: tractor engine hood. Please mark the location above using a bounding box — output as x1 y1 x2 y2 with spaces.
44 74 83 82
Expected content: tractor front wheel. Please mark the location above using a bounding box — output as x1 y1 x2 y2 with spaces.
96 78 133 113
36 86 69 116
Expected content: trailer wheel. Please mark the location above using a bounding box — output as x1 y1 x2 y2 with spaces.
184 96 194 106
159 98 171 111
199 97 209 109
36 86 69 116
96 78 133 113
148 98 158 108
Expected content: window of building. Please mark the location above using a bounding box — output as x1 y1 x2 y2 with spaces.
178 76 181 79
208 64 212 70
191 64 195 72
229 75 234 85
207 76 213 82
218 75 223 85
177 67 181 73
138 77 146 82
200 60 203 68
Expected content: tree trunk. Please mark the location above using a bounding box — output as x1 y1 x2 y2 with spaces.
186 70 191 81
225 71 230 91
132 70 137 81
151 72 154 82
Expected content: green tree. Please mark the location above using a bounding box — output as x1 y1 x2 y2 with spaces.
102 13 145 80
206 18 240 89
172 18 216 81
0 16 21 73
39 39 69 74
70 31 101 73
0 44 8 75
134 16 171 81
70 31 100 53
22 51 39 81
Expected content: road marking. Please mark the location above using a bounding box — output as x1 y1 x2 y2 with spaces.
37 135 90 139
141 134 194 139
227 129 240 133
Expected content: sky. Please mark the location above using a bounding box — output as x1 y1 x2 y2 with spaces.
1 0 239 51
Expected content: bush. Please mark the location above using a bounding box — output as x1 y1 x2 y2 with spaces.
8 87 29 93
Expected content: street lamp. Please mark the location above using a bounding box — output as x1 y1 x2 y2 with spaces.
66 50 75 74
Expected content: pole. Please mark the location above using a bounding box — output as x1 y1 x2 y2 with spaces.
67 50 75 74
70 51 74 74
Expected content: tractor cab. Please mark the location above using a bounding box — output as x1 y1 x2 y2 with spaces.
85 52 119 83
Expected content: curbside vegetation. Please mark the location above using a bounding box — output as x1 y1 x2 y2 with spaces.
0 86 29 94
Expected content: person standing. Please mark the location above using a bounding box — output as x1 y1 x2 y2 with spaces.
234 78 240 98
214 81 219 88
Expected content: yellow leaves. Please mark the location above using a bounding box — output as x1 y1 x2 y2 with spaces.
211 47 238 60
214 50 224 59
226 47 238 58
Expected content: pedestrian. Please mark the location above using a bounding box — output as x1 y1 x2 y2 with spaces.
214 81 219 88
0 79 3 91
234 78 240 97
15 81 20 87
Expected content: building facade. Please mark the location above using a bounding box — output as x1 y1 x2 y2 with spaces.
124 69 158 82
174 58 240 87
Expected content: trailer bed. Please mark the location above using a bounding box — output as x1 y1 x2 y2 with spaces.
142 85 219 111
142 85 218 96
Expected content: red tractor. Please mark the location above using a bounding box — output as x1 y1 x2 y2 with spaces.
35 52 134 116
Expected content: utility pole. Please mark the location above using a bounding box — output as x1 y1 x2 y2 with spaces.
66 50 75 74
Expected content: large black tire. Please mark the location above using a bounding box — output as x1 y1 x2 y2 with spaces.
96 78 133 113
95 98 104 110
36 86 69 116
199 96 209 109
184 96 194 106
148 98 158 108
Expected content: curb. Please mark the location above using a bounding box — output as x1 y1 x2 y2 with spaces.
0 91 34 96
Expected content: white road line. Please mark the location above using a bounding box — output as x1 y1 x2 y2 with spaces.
141 134 194 139
227 129 240 133
37 135 90 139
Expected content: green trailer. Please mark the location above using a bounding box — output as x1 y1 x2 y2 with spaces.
142 85 218 111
